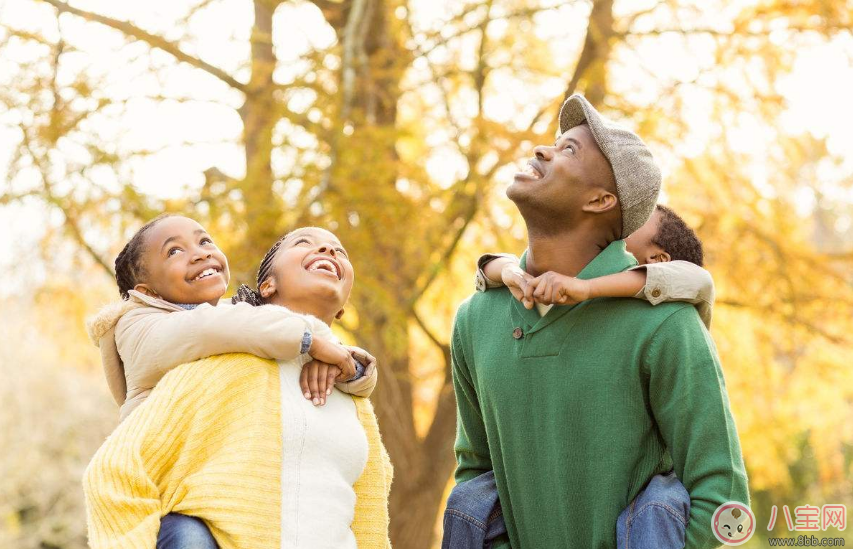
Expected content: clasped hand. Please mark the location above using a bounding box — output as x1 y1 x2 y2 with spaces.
501 264 591 310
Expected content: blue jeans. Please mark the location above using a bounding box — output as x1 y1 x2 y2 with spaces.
616 471 690 549
157 513 218 549
442 471 689 549
441 471 510 549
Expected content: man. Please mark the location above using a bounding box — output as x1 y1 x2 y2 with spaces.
449 94 749 548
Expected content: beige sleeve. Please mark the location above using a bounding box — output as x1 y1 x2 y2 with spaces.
474 253 521 291
116 303 313 393
630 260 715 329
335 360 378 397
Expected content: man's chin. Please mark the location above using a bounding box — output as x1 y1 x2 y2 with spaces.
505 179 529 204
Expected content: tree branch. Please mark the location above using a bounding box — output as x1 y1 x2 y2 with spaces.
43 0 247 93
618 23 853 39
413 4 566 58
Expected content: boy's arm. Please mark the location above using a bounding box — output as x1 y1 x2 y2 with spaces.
629 260 714 328
451 312 493 483
644 307 749 549
474 253 519 291
118 302 315 391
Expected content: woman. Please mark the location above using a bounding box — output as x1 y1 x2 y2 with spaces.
83 227 393 549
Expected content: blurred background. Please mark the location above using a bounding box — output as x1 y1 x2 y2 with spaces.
1 0 852 547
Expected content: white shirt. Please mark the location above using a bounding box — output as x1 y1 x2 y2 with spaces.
278 356 369 549
535 302 554 317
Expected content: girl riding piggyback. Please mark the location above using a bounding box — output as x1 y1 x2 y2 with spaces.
87 213 378 422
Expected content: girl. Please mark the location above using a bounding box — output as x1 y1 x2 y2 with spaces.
87 213 377 422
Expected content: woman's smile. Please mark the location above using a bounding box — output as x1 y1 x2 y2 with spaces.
305 257 342 279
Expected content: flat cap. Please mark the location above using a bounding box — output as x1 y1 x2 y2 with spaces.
558 94 661 238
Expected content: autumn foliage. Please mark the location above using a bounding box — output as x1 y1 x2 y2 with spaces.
1 1 852 548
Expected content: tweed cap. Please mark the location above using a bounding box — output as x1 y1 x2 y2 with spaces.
558 94 661 238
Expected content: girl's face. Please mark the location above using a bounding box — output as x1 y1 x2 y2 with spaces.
135 216 230 306
260 228 354 318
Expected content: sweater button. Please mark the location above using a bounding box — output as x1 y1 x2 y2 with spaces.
651 288 662 298
512 327 524 339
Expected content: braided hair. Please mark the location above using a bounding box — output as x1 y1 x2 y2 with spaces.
232 227 325 306
231 235 286 306
114 214 176 300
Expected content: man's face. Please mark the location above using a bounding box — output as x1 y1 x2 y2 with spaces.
624 209 668 264
507 124 614 223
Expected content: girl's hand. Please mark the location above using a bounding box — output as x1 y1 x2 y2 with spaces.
501 264 537 309
342 345 377 381
531 271 592 305
300 359 342 406
308 336 357 380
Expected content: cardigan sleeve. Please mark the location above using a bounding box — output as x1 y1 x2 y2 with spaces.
82 383 181 549
83 440 162 549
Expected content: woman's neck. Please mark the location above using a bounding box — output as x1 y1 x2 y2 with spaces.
272 296 337 326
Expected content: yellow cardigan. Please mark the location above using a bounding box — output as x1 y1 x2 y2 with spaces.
83 353 393 549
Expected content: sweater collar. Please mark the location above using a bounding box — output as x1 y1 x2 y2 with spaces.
514 240 637 333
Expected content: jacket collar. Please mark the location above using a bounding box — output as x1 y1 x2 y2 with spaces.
127 289 186 312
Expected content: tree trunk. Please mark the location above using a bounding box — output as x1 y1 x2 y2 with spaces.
234 0 282 276
565 0 614 106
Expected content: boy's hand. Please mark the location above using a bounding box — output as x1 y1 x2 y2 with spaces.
530 271 592 305
300 359 342 406
308 336 357 380
501 264 537 309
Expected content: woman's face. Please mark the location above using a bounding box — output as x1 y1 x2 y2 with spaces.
260 227 354 314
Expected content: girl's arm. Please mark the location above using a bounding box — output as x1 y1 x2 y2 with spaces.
336 345 377 397
116 302 344 392
301 346 378 405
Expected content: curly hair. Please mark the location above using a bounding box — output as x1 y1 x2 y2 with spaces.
114 213 176 299
651 205 704 267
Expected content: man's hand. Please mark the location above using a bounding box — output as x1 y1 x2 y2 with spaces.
300 359 343 406
501 264 537 309
308 336 357 380
529 271 592 305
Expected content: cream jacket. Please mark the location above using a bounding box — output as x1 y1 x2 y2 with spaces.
628 261 714 328
87 290 377 420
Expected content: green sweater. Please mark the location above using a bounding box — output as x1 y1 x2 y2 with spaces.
451 241 749 549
